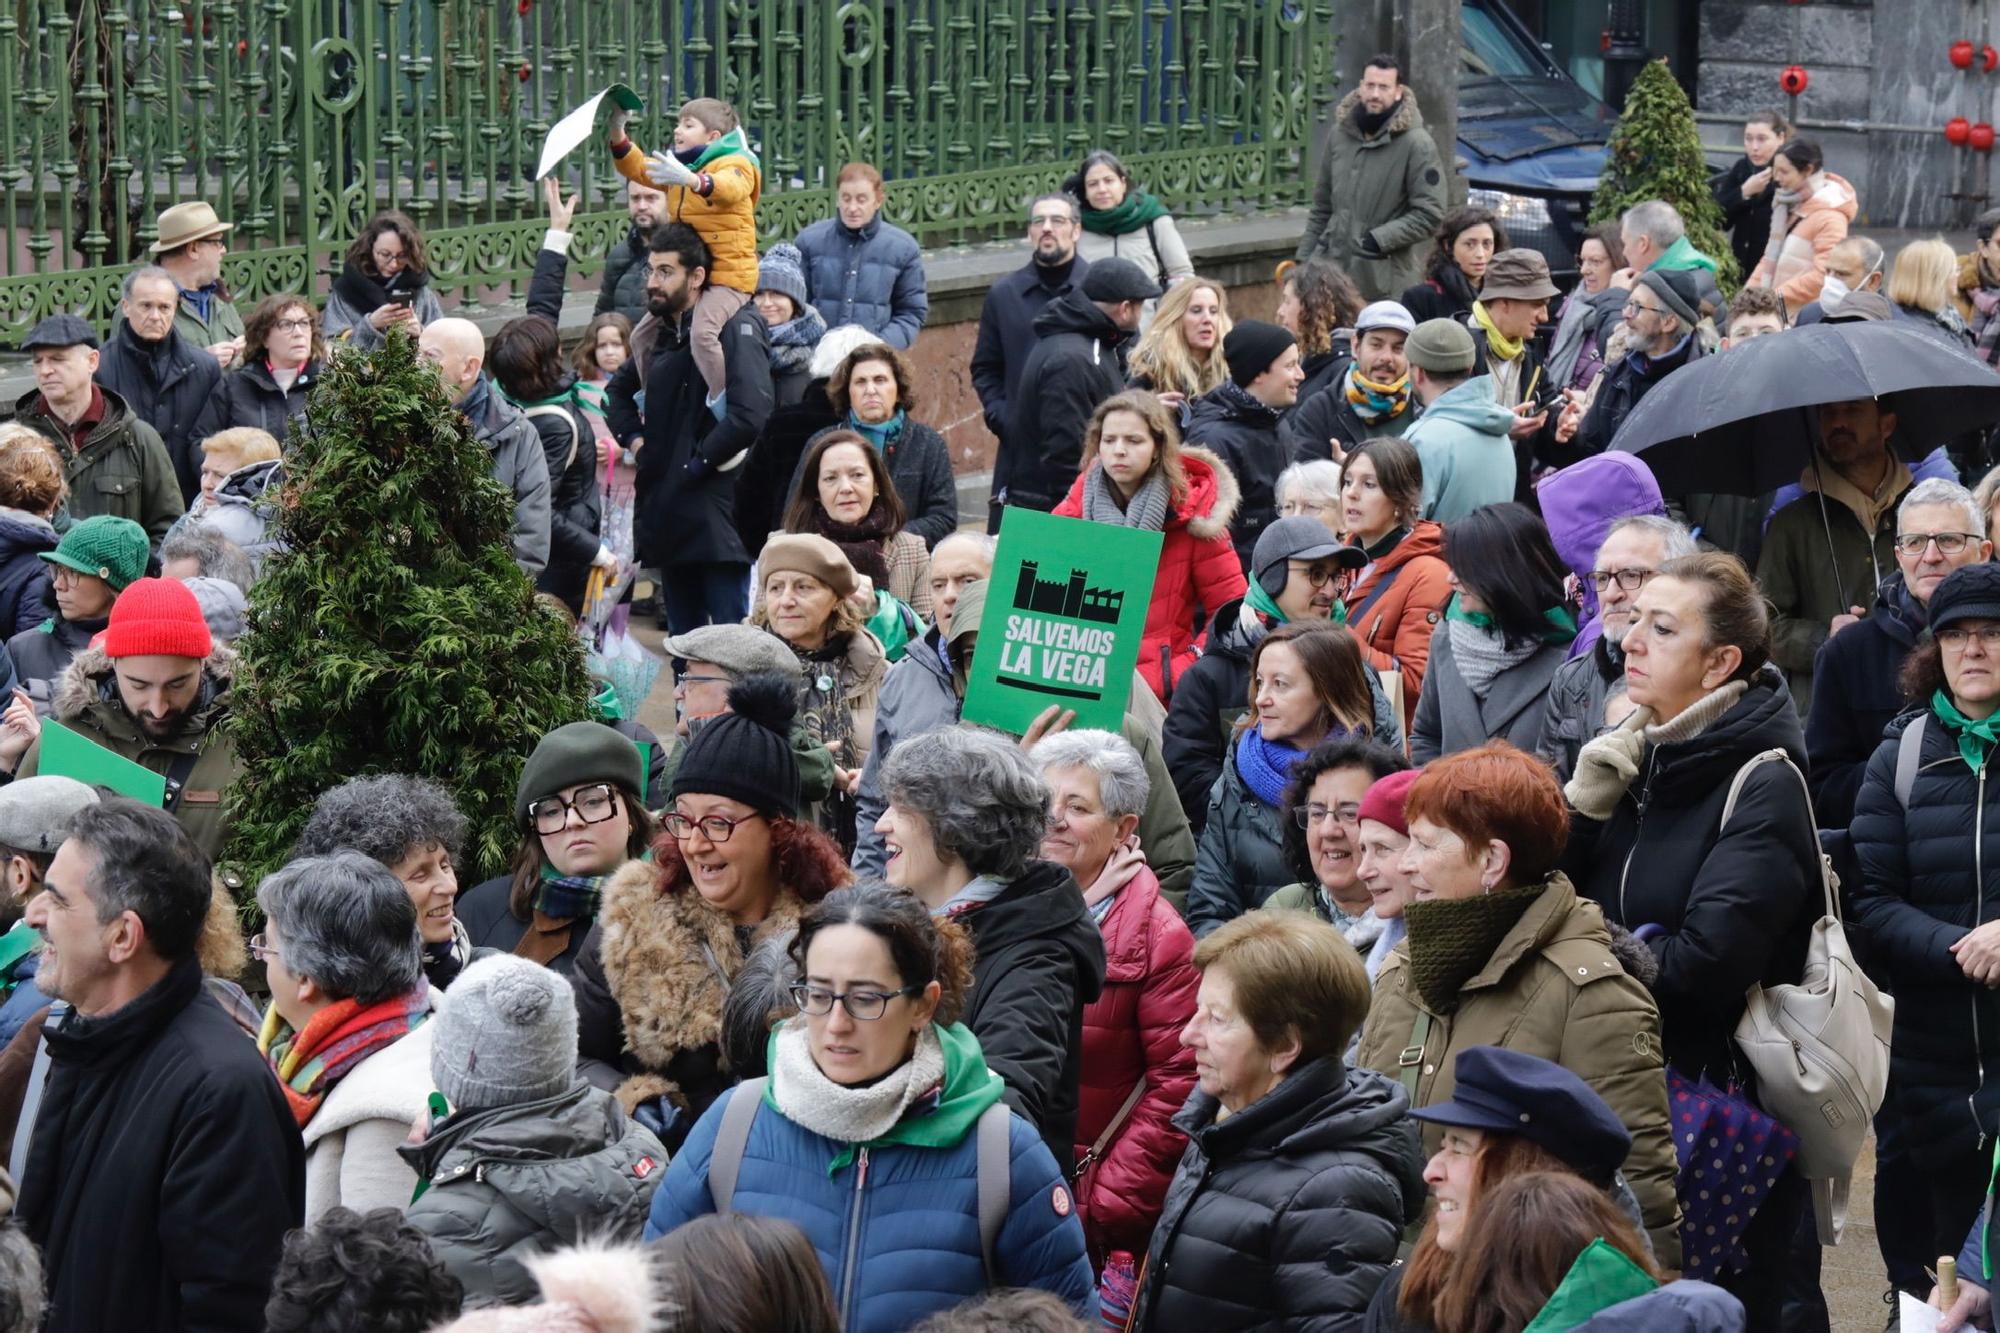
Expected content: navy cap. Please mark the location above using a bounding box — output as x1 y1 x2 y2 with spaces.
1928 562 2000 633
21 314 98 352
1409 1045 1632 1182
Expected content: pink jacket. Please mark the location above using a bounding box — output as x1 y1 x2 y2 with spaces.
1751 171 1857 311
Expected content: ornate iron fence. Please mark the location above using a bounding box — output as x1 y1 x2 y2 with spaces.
0 0 1335 340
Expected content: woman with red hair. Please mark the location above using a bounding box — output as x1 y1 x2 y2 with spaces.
1353 741 1681 1267
571 674 850 1154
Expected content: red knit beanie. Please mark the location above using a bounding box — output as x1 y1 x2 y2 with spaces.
1356 768 1421 837
102 578 214 660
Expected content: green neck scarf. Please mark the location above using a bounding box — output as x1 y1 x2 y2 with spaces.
689 125 759 173
1934 689 2000 773
767 1020 1006 1173
1402 881 1546 1015
1445 592 1577 645
1650 235 1719 274
1243 580 1346 626
1081 189 1170 237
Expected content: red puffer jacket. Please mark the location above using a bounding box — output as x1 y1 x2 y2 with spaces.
1055 446 1245 703
1344 520 1453 730
1072 863 1199 1262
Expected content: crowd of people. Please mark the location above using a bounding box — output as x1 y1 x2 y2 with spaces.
0 54 1998 1333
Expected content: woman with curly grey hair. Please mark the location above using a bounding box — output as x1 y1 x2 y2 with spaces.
875 726 1107 1171
296 774 472 991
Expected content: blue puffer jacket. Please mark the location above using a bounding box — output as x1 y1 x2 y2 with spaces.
794 214 929 350
1850 702 2000 1171
0 510 56 640
644 1035 1096 1332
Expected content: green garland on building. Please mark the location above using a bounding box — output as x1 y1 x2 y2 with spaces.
1590 58 1741 294
224 330 593 892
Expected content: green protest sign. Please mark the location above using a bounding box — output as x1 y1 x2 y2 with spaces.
961 508 1162 735
37 720 168 805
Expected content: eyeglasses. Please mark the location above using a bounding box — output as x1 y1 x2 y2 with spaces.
248 933 280 963
1295 802 1362 830
1588 567 1657 593
1622 299 1662 317
48 567 91 588
1028 214 1073 229
672 674 730 694
528 783 620 835
1938 625 2000 649
1288 562 1339 589
1893 532 1981 556
664 809 763 843
272 317 314 333
372 248 407 267
789 982 923 1021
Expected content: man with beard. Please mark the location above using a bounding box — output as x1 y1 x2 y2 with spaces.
6 578 242 861
92 266 221 504
1282 299 1417 461
604 222 773 634
596 177 667 325
971 193 1093 528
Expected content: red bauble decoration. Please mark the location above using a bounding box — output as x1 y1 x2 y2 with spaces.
1973 122 1996 152
1953 40 1977 69
1780 65 1810 95
517 63 531 83
1949 117 1974 145
1984 45 1997 73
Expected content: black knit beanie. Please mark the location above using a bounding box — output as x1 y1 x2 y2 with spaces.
1224 319 1297 386
669 672 801 819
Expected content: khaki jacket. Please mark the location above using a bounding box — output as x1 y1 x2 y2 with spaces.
1355 874 1682 1267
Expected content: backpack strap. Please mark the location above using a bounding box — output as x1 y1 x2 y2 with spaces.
976 1099 1012 1284
1142 219 1169 290
707 1077 766 1215
1894 713 1928 810
522 403 582 473
1395 1008 1434 1105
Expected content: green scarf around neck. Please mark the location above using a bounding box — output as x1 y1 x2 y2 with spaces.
766 1020 1005 1173
1934 689 2000 773
1244 580 1346 626
1402 882 1546 1015
1650 234 1719 274
1081 190 1170 237
1445 592 1577 645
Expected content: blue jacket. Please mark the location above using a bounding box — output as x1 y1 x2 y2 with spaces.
1406 376 1519 524
644 1081 1096 1333
795 214 929 350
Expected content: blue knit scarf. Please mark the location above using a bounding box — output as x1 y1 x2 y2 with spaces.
1236 724 1317 808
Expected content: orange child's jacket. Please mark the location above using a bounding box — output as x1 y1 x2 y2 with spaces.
610 129 762 295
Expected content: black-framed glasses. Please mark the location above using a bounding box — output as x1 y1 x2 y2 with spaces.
528 783 619 835
1938 625 2000 649
1893 532 1981 556
272 317 314 333
1294 802 1362 830
1587 567 1657 593
1289 561 1339 589
789 982 922 1021
664 809 763 843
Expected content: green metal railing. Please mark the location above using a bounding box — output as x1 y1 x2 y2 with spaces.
0 0 1335 340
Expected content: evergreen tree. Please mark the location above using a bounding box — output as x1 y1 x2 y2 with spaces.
1590 58 1740 292
226 331 592 890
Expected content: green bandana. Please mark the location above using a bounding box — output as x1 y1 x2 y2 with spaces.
1934 689 2000 773
1444 592 1578 645
1402 882 1545 1015
1081 190 1170 237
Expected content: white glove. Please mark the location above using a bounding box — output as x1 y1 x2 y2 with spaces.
1563 706 1653 821
592 544 619 571
608 106 630 140
645 151 698 189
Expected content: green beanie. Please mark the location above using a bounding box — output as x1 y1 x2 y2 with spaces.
515 721 645 825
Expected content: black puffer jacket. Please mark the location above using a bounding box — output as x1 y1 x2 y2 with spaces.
1563 666 1818 1083
1851 701 2000 1170
1163 598 1261 833
195 359 319 440
1185 384 1287 570
93 321 221 503
1806 572 1924 828
1132 1056 1425 1332
1535 635 1626 785
998 289 1130 513
594 224 650 324
519 245 604 611
961 860 1107 1172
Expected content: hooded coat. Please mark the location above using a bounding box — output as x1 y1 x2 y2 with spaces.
1404 376 1519 525
456 376 554 578
1806 571 1926 827
643 1025 1096 1332
191 456 285 573
0 509 56 640
9 386 182 543
794 211 930 349
570 847 849 1144
1409 618 1567 764
93 319 222 502
1297 90 1448 300
960 860 1108 1169
594 224 651 324
1750 171 1858 311
400 1079 666 1307
1562 667 1818 1086
1053 446 1246 701
1850 703 2000 1171
1184 385 1292 571
1130 1056 1427 1331
1345 521 1452 726
1536 451 1667 663
16 643 242 862
1354 875 1683 1266
1073 864 1198 1261
998 289 1132 513
19 957 304 1333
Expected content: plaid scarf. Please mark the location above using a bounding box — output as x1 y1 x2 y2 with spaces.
259 985 432 1127
535 867 614 922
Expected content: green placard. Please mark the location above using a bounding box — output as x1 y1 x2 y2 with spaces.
38 720 168 805
960 508 1163 736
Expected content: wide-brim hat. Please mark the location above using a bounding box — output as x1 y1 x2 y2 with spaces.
150 201 232 254
1478 248 1561 303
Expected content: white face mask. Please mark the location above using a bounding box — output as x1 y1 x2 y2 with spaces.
1821 260 1880 309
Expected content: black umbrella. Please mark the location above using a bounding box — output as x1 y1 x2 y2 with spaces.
1608 318 2000 496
